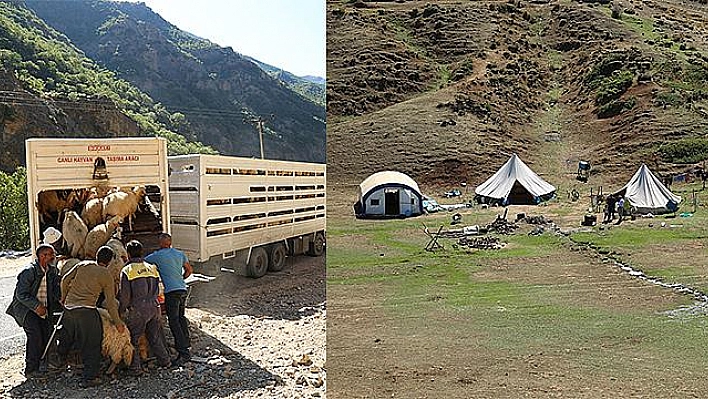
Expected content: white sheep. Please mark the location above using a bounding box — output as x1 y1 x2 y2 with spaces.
80 197 104 230
103 186 146 231
57 257 81 276
97 308 134 374
81 216 123 260
61 210 88 258
104 238 128 290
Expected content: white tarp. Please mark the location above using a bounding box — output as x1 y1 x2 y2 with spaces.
358 171 421 199
615 164 681 214
474 154 556 204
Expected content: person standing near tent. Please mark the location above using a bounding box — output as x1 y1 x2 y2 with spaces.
616 197 626 224
603 195 616 224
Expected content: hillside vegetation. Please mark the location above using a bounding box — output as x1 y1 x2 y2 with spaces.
327 0 708 191
24 0 326 164
0 1 215 172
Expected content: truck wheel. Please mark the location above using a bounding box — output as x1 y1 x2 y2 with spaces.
247 247 269 278
268 243 287 272
307 232 325 257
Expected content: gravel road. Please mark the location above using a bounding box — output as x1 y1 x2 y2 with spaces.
0 252 326 399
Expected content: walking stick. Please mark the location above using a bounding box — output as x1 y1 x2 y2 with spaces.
41 260 82 360
41 311 63 360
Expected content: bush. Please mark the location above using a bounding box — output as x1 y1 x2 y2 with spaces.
595 70 634 106
0 167 29 250
597 97 636 118
658 139 708 164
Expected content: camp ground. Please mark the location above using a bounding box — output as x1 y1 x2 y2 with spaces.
328 155 708 398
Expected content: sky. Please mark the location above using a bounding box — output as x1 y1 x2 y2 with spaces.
128 0 326 78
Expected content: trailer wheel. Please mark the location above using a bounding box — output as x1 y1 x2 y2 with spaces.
247 247 269 278
307 232 325 257
268 243 287 272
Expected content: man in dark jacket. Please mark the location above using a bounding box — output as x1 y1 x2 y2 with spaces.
5 244 61 378
118 240 171 374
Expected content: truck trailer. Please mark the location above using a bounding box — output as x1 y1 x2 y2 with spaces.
168 154 326 277
25 138 326 277
26 137 170 256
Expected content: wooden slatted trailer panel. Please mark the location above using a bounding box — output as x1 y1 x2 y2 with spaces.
25 137 170 253
168 154 325 263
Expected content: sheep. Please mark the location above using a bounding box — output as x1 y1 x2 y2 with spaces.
82 215 123 260
62 210 88 258
97 308 134 374
104 238 127 291
37 190 78 224
81 197 104 230
57 257 81 276
90 185 116 199
103 186 146 231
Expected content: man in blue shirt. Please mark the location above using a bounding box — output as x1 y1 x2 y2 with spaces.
145 233 193 364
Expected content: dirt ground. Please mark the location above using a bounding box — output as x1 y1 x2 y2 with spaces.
326 184 708 398
0 253 326 399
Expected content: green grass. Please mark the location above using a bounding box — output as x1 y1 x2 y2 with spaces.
328 208 708 389
620 13 661 42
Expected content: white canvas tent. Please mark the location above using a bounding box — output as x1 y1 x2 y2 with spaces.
354 171 423 218
474 154 556 205
614 164 681 214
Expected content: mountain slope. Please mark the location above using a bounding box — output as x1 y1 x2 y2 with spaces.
327 0 708 191
0 0 214 172
24 0 326 163
248 57 326 106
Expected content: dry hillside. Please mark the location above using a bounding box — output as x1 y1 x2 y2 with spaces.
327 0 708 197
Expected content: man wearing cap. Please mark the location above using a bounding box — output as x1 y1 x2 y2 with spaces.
145 232 193 364
5 244 61 378
60 245 126 388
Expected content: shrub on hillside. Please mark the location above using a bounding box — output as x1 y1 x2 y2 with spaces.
658 139 708 164
595 70 634 106
597 97 636 118
0 167 29 250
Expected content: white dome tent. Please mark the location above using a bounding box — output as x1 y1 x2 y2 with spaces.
614 164 681 214
354 171 423 218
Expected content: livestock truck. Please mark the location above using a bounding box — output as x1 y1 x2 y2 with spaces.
167 154 326 277
26 137 326 277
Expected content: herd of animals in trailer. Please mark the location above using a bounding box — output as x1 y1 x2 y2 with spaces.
36 185 164 261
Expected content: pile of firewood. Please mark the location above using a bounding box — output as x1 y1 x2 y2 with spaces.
485 217 518 235
523 215 551 225
457 236 504 250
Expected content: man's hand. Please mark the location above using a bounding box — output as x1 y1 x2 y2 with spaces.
183 261 193 279
35 304 47 317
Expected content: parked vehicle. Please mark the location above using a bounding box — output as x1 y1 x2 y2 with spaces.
26 137 170 256
168 154 326 277
25 138 326 278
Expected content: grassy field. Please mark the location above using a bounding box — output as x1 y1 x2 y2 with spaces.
327 192 708 398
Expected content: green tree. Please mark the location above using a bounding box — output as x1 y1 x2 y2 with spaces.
0 167 29 250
